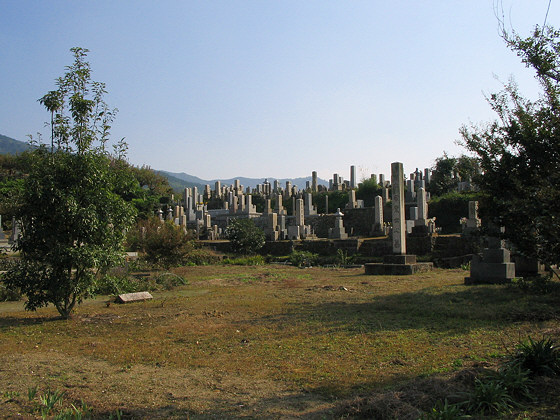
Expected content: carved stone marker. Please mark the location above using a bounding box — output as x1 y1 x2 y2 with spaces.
116 291 153 304
391 162 406 254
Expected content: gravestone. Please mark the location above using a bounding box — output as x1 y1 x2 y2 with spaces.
464 201 481 231
465 235 516 284
373 195 385 234
391 162 406 254
364 162 433 275
328 208 348 239
116 291 153 304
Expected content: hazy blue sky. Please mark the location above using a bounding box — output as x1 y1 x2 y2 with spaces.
1 1 558 181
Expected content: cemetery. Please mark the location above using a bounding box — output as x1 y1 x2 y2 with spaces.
1 22 560 419
1 157 559 418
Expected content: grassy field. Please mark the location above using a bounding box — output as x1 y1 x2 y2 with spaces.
1 265 559 418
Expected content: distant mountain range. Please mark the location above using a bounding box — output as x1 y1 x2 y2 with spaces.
158 170 329 192
0 134 32 155
0 134 328 191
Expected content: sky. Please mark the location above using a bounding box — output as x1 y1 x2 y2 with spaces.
1 1 558 182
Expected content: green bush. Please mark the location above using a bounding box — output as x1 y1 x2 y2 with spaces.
134 218 195 268
0 281 21 301
289 250 318 267
428 191 482 234
94 274 140 295
225 218 265 254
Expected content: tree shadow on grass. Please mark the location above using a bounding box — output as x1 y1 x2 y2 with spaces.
257 284 560 335
0 313 66 328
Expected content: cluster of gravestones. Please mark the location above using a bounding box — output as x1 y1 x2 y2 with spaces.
0 162 529 284
159 164 440 243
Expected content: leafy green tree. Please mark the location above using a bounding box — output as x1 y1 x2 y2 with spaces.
428 153 480 196
461 25 560 269
3 48 136 318
225 218 265 254
356 177 382 207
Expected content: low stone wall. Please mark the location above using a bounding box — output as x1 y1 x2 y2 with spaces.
200 233 479 262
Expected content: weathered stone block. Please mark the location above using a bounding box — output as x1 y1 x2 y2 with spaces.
116 291 153 304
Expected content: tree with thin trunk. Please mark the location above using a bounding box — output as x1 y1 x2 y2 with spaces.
3 48 136 318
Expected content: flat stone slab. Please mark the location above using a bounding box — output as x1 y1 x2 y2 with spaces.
116 291 153 304
364 262 433 276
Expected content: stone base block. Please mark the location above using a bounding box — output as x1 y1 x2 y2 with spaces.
383 254 417 264
364 262 433 275
482 248 511 263
470 261 515 279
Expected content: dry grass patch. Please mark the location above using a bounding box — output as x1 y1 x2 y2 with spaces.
1 265 559 418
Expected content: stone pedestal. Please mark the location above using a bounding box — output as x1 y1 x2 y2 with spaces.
364 254 433 275
465 238 516 284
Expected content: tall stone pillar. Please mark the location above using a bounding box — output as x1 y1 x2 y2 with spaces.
391 162 406 254
312 171 318 192
417 187 427 221
374 195 383 231
350 165 356 189
295 198 304 226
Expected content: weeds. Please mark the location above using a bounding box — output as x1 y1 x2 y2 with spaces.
336 249 354 267
153 272 188 290
39 388 65 417
421 399 465 419
423 335 558 418
494 364 534 402
28 385 38 401
465 378 514 414
505 336 560 376
223 255 265 265
109 408 123 419
511 274 560 294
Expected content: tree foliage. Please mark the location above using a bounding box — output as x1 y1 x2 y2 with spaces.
356 178 382 207
3 48 136 318
427 153 480 196
225 218 265 255
461 25 560 268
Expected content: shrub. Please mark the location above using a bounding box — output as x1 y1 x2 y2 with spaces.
289 250 318 267
428 191 481 234
94 274 140 295
225 218 265 255
511 274 560 294
0 281 22 301
139 218 194 268
153 272 188 290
